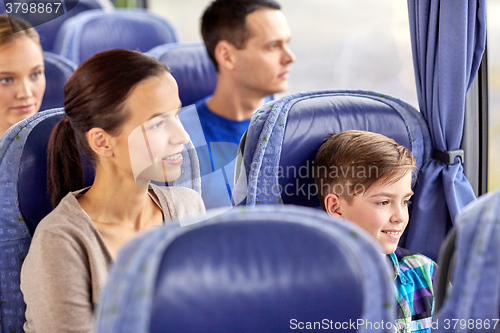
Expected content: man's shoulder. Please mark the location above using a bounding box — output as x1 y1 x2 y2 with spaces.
193 96 210 112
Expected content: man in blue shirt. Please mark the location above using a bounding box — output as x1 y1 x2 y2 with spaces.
186 0 295 209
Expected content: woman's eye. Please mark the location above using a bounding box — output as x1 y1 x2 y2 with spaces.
403 200 412 206
31 70 43 79
378 200 389 206
1 77 12 84
151 121 165 129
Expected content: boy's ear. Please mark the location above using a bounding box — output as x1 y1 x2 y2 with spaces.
324 193 343 217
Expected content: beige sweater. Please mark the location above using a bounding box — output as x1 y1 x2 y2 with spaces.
20 185 205 333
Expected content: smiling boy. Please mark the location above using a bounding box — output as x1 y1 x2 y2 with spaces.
314 130 436 333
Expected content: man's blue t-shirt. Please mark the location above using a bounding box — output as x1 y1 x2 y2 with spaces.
195 97 251 147
188 97 250 209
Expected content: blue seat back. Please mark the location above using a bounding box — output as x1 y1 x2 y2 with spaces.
41 52 77 111
36 0 112 52
16 110 94 235
433 190 500 333
0 108 201 332
147 43 217 107
53 8 178 64
95 205 395 333
0 109 70 332
234 90 432 208
0 1 111 51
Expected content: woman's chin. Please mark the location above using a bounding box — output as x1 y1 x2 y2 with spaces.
135 165 181 187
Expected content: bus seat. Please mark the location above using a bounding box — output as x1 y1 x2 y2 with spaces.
16 109 94 236
434 227 457 313
53 8 178 64
432 190 500 332
147 43 217 107
41 52 77 111
95 205 395 333
233 90 432 211
0 0 112 51
0 109 70 333
0 108 201 332
36 0 113 52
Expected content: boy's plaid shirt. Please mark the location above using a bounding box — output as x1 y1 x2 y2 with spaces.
388 247 437 333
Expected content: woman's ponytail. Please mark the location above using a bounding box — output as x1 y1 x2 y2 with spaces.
47 116 84 208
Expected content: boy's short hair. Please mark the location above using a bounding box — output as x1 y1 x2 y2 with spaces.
201 0 281 71
314 130 416 209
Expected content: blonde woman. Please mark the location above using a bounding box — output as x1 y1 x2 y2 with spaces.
0 15 45 137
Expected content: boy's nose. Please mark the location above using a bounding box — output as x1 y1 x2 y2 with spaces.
390 206 407 224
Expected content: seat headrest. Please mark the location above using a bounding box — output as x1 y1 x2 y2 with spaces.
236 90 431 208
150 219 363 332
54 9 178 64
94 205 395 333
41 52 77 111
147 43 217 107
434 190 500 327
18 110 95 235
280 93 412 207
33 0 110 52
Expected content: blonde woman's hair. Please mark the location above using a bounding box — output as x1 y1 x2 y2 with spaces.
0 14 41 47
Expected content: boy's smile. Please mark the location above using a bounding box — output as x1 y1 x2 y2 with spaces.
325 172 413 254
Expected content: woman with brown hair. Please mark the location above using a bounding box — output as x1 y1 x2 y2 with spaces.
0 15 45 137
20 49 205 333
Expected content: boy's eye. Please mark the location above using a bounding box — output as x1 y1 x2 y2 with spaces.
403 200 412 206
1 77 12 84
378 200 389 206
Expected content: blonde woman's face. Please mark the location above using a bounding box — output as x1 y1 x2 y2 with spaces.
0 36 45 136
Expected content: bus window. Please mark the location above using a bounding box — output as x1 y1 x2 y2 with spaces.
149 0 418 107
487 0 500 191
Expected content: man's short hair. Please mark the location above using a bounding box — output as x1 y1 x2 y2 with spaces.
314 130 416 209
201 0 281 71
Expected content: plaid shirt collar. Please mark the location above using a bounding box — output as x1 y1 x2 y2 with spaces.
388 251 411 285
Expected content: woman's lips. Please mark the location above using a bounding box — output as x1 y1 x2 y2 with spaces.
162 152 183 165
11 104 34 114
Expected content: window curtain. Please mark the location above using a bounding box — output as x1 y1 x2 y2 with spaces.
404 0 486 260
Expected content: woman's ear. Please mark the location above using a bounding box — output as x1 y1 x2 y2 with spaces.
87 128 113 158
324 193 343 217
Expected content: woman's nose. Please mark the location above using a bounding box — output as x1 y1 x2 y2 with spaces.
16 79 34 99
